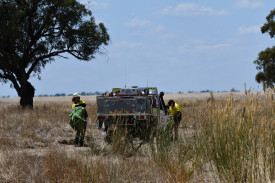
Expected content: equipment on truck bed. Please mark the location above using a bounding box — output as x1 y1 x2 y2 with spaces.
96 87 170 143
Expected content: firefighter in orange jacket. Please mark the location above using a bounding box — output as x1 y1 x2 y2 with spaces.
168 99 182 140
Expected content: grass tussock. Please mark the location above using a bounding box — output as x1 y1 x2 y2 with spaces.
0 148 94 183
197 91 275 182
109 128 135 156
0 104 73 148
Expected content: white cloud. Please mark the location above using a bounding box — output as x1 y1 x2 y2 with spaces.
151 25 175 40
80 1 109 9
125 19 174 41
162 3 228 16
234 0 264 8
158 33 175 41
236 25 260 34
114 41 143 48
153 25 165 32
124 18 151 27
178 42 229 54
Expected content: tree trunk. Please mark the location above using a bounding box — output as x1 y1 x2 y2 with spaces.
18 81 35 109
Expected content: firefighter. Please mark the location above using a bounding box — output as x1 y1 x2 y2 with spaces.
168 99 182 140
71 93 88 147
72 93 86 108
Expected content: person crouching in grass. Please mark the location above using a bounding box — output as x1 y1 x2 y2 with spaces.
168 99 182 141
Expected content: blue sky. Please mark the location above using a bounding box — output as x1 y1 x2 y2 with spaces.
1 0 274 97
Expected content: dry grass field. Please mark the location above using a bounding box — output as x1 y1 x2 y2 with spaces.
0 91 274 183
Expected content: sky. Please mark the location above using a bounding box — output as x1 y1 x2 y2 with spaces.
1 0 275 97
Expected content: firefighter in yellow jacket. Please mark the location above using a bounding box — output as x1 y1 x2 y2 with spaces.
168 99 182 140
71 93 88 147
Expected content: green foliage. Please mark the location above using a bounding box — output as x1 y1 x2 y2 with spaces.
0 0 110 107
254 47 275 87
254 8 275 87
261 9 275 37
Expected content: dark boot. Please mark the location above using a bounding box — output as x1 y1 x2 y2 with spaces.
74 139 79 147
79 139 84 147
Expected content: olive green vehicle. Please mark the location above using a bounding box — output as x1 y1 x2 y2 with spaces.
96 87 169 143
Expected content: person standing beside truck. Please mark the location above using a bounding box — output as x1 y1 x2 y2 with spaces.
70 93 88 147
168 99 182 140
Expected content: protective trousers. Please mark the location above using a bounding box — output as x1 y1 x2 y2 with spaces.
75 121 87 146
69 106 88 146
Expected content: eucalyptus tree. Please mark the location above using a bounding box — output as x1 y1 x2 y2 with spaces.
0 0 110 108
254 9 275 88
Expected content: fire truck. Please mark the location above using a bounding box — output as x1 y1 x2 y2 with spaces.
96 87 169 143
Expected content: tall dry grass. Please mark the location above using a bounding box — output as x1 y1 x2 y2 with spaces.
196 91 275 182
0 148 92 182
1 92 274 182
0 104 73 148
0 101 195 182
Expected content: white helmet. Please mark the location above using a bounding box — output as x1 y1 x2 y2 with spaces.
72 93 80 98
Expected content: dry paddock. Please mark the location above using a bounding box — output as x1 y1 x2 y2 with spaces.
0 91 253 104
0 91 268 182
